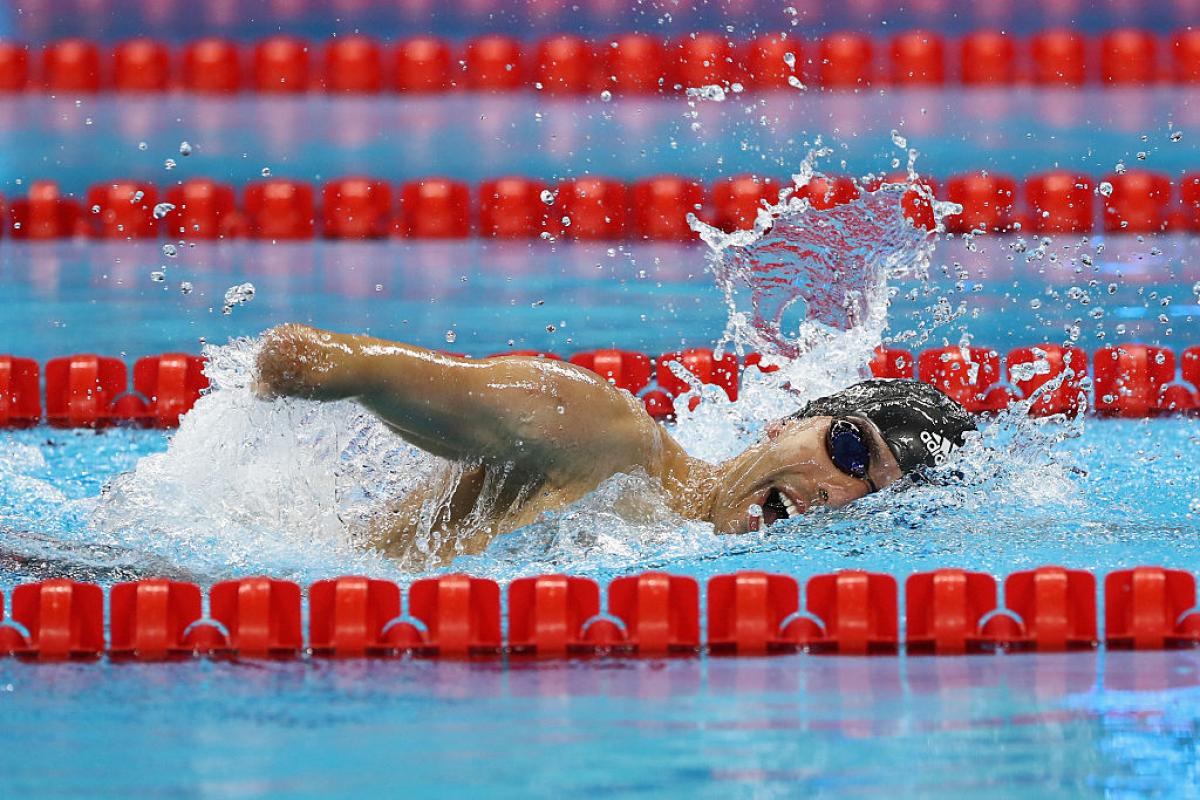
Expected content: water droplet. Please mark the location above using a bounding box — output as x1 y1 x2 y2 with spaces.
1170 130 1183 142
137 141 148 151
1136 151 1148 160
599 89 612 102
1114 162 1127 175
540 189 557 205
179 281 193 295
152 202 175 220
163 159 176 170
890 129 907 149
783 52 796 69
150 270 166 282
1029 298 1042 309
162 243 178 258
179 141 193 156
90 204 100 214
221 282 255 315
261 167 271 177
444 329 457 344
787 75 805 90
545 324 557 333
1097 181 1113 197
130 190 144 204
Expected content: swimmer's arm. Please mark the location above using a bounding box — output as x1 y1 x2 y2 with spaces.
256 324 659 471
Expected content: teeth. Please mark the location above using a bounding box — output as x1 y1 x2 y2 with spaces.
781 493 799 517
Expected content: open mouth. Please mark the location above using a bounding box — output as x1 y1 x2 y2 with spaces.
760 487 802 527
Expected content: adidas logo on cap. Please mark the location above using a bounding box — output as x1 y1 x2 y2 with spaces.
920 430 958 466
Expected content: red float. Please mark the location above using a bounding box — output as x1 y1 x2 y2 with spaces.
802 571 899 655
8 180 84 239
253 36 310 93
656 349 738 401
905 569 998 655
1006 345 1087 416
109 580 203 660
398 179 471 238
603 33 667 93
554 177 629 239
959 31 1016 85
710 174 778 232
393 37 453 92
308 576 401 657
798 175 860 209
1025 171 1094 233
889 30 945 85
870 346 915 379
631 176 705 240
918 346 1010 413
1100 29 1159 85
818 32 873 88
208 577 303 657
244 179 316 239
642 389 675 420
465 35 524 91
1172 29 1200 83
182 38 241 93
1106 567 1200 650
568 350 652 393
1183 346 1200 393
323 35 383 93
740 33 801 90
1030 30 1088 86
707 571 800 655
1092 344 1176 417
86 181 159 239
0 356 40 427
944 172 1017 233
507 575 600 656
7 579 104 660
478 177 548 238
322 177 393 239
132 353 209 428
1183 173 1200 232
406 574 503 657
674 32 734 89
42 39 102 93
112 38 170 91
1001 567 1097 651
1101 170 1171 233
0 42 29 91
607 572 700 655
165 179 240 239
534 35 595 94
45 355 126 428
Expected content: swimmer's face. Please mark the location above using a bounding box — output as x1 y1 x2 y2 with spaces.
709 414 904 535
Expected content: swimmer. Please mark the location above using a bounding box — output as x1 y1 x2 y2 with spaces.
256 324 976 564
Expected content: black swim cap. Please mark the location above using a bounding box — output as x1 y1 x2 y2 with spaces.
788 379 977 476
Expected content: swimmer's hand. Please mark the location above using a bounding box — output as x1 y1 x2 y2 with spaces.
255 323 352 400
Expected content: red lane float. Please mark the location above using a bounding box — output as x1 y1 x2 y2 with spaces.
1007 345 1087 416
889 31 945 85
870 347 915 379
1105 567 1200 650
479 177 548 238
109 579 203 660
398 178 471 238
45 355 126 428
1100 29 1159 86
0 356 40 427
0 42 29 91
657 348 739 402
182 38 241 94
507 574 599 656
1102 171 1172 233
113 39 170 92
960 31 1016 85
309 576 401 657
244 179 316 240
7 181 82 239
741 33 800 90
1026 171 1094 233
918 346 1011 414
393 37 454 93
944 172 1017 234
1092 344 1178 417
674 32 734 89
632 176 705 240
534 35 595 94
322 178 393 239
554 177 629 240
253 36 311 93
711 174 778 232
1030 30 1088 86
323 36 384 93
569 349 652 393
819 32 873 88
165 179 240 239
1175 30 1200 83
132 354 208 428
0 567 1199 660
42 39 101 93
604 33 667 93
905 569 998 655
87 181 159 239
607 573 700 655
208 577 303 658
466 35 525 91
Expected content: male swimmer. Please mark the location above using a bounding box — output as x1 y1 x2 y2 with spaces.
256 324 976 564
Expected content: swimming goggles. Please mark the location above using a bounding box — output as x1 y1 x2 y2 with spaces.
827 418 878 492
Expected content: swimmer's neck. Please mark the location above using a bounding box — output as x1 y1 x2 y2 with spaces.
656 442 732 525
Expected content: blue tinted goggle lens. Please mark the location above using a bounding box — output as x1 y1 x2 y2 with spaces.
828 419 871 480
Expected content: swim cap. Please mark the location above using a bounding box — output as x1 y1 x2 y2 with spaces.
788 379 977 476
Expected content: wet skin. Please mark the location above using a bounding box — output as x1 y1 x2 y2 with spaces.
255 324 904 561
